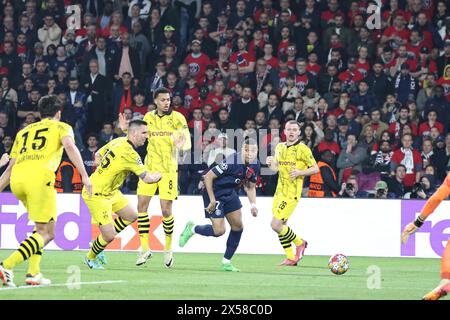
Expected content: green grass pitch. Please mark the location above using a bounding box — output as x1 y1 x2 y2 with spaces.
0 250 443 300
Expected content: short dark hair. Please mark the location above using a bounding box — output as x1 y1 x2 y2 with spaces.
153 87 171 100
86 133 98 141
38 95 62 118
129 119 148 130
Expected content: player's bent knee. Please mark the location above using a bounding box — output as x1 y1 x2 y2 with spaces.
271 220 283 233
213 227 226 237
47 230 55 242
102 231 117 243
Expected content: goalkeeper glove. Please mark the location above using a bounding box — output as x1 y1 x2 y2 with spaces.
401 216 425 244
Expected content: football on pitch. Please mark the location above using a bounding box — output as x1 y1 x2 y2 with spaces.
328 254 349 275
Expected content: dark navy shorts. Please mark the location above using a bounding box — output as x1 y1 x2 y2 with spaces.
202 191 242 219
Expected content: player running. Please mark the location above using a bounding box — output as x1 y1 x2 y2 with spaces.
266 120 319 266
0 95 92 287
119 87 191 267
179 138 259 272
83 120 162 269
402 172 450 300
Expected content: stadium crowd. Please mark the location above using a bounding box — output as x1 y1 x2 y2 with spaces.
0 0 449 199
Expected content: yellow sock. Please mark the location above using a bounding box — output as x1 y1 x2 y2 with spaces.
27 250 43 276
278 226 296 260
162 215 174 251
137 212 150 251
87 234 108 260
3 233 44 270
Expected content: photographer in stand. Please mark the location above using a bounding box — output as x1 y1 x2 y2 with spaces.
371 180 389 199
408 174 437 199
338 175 363 198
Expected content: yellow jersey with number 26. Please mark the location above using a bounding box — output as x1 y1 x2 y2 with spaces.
274 140 317 200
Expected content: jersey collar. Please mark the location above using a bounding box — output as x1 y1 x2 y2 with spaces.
156 109 173 118
287 139 301 148
127 139 138 150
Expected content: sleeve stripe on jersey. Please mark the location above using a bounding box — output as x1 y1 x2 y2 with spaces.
215 165 223 174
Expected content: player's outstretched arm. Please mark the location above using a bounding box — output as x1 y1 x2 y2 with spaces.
62 136 92 197
0 158 15 192
204 170 218 213
244 181 258 217
401 177 450 244
140 171 162 184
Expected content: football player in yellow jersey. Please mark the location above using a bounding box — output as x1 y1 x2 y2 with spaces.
0 96 92 287
119 87 191 267
82 120 162 269
266 120 319 266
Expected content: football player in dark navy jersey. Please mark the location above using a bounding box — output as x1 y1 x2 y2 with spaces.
179 138 260 272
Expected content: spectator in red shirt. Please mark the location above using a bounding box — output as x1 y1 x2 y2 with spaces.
338 57 364 92
317 128 341 156
188 108 206 132
230 36 256 76
418 109 445 137
414 47 438 83
381 12 410 50
262 43 278 70
254 0 278 24
205 79 225 112
320 0 342 29
131 91 148 116
171 92 190 120
389 106 418 139
184 39 212 82
102 10 127 38
436 64 450 102
248 27 265 58
390 133 422 190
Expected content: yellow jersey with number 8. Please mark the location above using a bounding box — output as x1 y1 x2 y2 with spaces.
143 110 191 173
274 140 317 199
10 118 74 178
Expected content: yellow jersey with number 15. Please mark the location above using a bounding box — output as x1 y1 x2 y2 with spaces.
143 110 191 173
89 137 147 197
10 118 74 178
274 140 317 200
